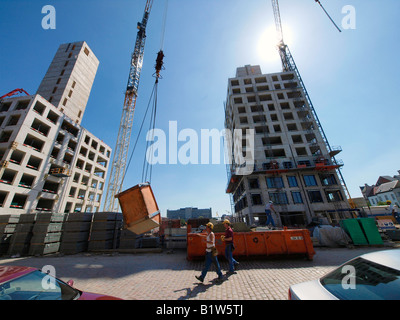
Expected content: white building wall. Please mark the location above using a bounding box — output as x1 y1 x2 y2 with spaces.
0 94 111 215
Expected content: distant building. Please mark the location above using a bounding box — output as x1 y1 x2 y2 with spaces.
167 207 212 220
361 171 400 207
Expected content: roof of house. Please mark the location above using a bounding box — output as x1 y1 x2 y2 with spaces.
373 180 400 195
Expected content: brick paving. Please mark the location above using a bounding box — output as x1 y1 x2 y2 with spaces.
0 247 395 300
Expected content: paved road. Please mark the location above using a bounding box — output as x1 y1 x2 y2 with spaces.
0 246 396 300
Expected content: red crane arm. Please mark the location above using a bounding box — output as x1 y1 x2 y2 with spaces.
0 88 30 100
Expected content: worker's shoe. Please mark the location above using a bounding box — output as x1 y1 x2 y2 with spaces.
226 270 237 276
216 276 224 284
195 275 204 283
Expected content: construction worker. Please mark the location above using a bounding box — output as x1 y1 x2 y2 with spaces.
265 201 277 228
221 219 239 275
195 222 224 284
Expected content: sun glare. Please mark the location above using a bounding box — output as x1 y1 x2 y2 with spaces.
257 24 294 63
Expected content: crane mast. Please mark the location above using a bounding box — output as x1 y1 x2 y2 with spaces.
270 0 354 208
104 0 154 212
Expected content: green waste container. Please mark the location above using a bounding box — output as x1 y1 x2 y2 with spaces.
357 218 383 245
340 219 368 245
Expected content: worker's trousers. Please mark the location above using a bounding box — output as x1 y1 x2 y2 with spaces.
225 243 238 272
201 251 223 279
266 213 275 227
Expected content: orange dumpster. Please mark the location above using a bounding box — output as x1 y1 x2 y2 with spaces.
115 183 160 234
187 228 315 261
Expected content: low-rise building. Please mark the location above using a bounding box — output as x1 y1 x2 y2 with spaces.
167 207 212 220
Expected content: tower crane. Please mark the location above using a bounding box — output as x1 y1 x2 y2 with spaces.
104 0 154 212
270 0 355 208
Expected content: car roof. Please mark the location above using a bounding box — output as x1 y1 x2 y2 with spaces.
359 249 400 271
0 266 37 284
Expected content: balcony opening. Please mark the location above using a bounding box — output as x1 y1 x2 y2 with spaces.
0 191 8 207
31 118 51 136
10 194 28 209
46 110 59 124
6 115 21 127
9 150 25 165
26 155 42 171
50 147 60 160
18 173 35 189
0 102 12 112
1 169 17 185
42 181 59 194
23 134 45 152
15 100 30 110
0 131 13 143
33 101 46 115
36 198 55 212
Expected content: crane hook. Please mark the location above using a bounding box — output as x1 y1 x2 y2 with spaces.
153 50 165 82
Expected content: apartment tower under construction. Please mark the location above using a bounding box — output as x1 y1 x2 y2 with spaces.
225 65 352 227
0 41 111 215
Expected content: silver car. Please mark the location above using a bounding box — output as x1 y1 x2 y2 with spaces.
289 249 400 300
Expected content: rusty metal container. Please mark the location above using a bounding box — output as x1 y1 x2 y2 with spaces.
115 183 160 235
187 228 315 261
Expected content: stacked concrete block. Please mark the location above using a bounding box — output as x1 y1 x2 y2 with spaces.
8 214 37 256
118 229 138 249
135 235 160 249
60 212 93 254
88 212 122 251
0 215 18 256
29 213 65 256
164 228 187 249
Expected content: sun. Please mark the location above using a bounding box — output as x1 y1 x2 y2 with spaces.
257 24 294 63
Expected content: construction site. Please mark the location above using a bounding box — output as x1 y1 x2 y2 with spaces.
0 0 400 302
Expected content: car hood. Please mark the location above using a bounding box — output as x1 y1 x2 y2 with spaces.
290 280 339 300
78 291 123 300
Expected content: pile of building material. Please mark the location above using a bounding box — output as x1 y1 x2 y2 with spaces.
164 227 186 249
386 230 400 241
0 215 17 255
8 214 36 256
29 213 65 256
312 225 351 247
60 213 93 254
118 229 138 249
88 212 122 251
135 235 160 248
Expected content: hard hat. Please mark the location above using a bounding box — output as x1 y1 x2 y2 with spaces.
269 201 273 203
387 200 392 204
206 222 214 229
223 219 230 225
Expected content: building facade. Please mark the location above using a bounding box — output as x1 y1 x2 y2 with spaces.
167 207 212 220
37 41 99 125
0 42 111 215
225 65 351 227
361 173 400 207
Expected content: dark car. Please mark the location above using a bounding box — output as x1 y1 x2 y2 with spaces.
0 266 122 300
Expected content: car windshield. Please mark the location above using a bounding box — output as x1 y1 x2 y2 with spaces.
0 270 80 300
320 257 400 300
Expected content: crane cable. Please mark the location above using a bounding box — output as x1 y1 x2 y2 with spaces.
121 0 168 187
314 0 342 32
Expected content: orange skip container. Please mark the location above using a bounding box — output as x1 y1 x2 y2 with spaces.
187 228 315 261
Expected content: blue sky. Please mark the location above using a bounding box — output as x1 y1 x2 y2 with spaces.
1 0 400 217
